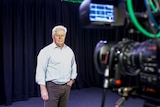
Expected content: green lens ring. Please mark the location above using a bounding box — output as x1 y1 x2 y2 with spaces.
127 0 160 38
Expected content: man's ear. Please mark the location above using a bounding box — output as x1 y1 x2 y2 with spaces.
52 35 54 40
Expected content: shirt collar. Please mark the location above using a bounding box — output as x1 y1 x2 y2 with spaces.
52 42 66 49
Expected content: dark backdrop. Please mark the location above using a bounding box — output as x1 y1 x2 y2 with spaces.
0 0 148 105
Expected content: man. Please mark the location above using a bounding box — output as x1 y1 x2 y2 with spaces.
35 25 77 107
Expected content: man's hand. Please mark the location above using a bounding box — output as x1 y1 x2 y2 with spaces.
40 85 49 101
67 79 74 86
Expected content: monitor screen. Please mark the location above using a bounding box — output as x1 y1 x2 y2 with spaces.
89 3 114 23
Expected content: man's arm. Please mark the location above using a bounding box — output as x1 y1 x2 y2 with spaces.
35 49 49 100
40 85 49 101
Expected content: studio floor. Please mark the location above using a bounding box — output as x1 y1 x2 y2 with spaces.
0 87 145 107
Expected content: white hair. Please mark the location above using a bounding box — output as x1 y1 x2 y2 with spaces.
52 25 67 36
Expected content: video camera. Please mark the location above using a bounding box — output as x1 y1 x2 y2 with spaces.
79 0 160 106
94 38 160 107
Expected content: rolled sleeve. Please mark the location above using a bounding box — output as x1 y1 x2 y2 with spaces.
71 55 77 79
35 49 49 85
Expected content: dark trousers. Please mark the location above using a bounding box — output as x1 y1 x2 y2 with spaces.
44 81 71 107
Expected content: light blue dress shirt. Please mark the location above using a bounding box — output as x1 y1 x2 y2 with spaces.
36 42 77 85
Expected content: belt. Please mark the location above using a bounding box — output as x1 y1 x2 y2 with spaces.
47 81 67 85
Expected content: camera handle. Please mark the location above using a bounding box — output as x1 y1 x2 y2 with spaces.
114 87 132 107
115 96 126 107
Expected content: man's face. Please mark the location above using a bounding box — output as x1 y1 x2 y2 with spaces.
53 29 66 48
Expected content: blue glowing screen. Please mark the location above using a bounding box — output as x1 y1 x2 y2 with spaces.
89 3 114 23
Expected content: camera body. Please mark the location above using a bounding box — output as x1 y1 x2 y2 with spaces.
79 0 160 106
94 38 160 104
